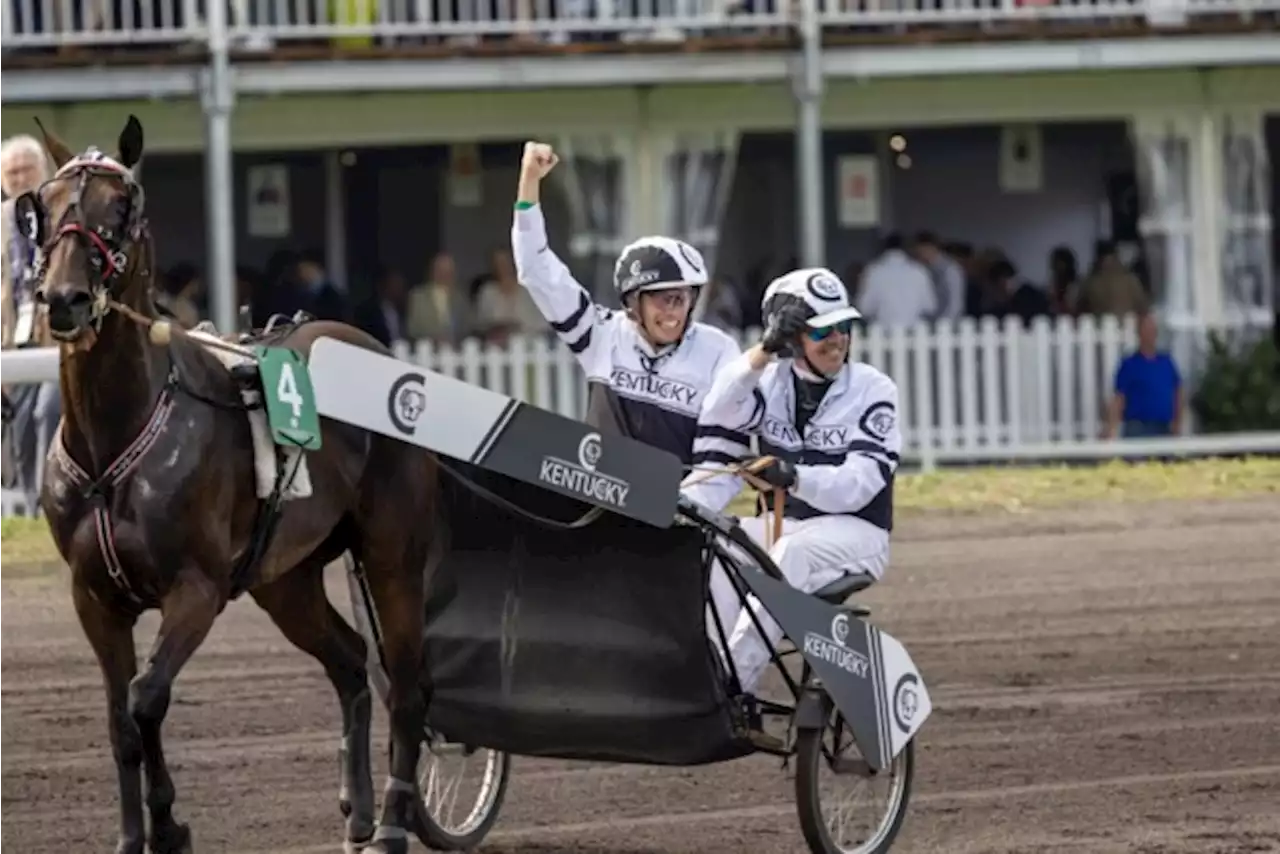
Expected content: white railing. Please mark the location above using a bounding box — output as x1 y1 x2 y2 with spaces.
1 0 206 46
3 313 1276 517
3 0 1275 48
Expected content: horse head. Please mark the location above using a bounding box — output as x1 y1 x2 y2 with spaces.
14 114 152 346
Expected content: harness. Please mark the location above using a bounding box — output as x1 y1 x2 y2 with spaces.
18 149 146 335
51 369 179 607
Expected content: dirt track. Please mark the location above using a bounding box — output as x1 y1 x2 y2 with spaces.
5 497 1280 854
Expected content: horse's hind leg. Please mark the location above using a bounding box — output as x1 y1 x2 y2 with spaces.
353 457 435 854
129 567 223 854
250 556 376 848
359 539 431 854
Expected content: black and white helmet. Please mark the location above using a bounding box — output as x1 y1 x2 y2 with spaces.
760 267 862 330
612 236 709 303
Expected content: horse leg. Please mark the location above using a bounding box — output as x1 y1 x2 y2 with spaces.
250 557 375 849
130 568 222 854
72 579 146 854
359 536 431 854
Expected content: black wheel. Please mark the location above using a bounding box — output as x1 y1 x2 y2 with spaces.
794 707 914 854
343 553 512 850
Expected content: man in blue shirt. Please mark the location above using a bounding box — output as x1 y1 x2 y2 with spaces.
1104 313 1182 438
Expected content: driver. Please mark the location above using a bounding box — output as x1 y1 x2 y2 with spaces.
510 141 745 468
680 267 902 745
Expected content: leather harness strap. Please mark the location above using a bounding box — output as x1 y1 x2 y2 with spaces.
52 369 179 607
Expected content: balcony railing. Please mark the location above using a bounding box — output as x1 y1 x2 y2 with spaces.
2 0 1275 51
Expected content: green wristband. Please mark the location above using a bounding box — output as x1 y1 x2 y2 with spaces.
514 200 537 211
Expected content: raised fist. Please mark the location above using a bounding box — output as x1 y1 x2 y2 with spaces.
522 141 559 180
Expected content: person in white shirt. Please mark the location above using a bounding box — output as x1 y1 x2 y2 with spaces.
1 134 60 508
856 233 938 326
913 230 966 320
681 267 901 748
510 141 743 466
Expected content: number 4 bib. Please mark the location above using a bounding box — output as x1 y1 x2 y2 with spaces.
255 346 323 451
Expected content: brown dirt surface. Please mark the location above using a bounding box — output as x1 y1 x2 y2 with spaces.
4 496 1280 853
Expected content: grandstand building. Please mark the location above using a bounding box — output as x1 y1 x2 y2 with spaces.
2 1 1277 470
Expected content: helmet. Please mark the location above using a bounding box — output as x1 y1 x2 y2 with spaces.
612 236 709 303
760 267 861 331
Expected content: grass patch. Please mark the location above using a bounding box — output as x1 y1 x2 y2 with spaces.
1 516 61 567
726 456 1280 516
3 457 1277 568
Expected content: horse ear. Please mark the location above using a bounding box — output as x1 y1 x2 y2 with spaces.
32 116 74 169
117 114 144 170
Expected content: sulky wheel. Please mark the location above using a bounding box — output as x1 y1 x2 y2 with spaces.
794 708 915 854
416 733 511 850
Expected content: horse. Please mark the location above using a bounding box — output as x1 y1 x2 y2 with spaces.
21 115 440 854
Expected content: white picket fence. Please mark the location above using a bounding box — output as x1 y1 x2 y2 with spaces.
3 313 1277 517
387 313 1267 454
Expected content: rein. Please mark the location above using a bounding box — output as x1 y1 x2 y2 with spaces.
683 456 785 549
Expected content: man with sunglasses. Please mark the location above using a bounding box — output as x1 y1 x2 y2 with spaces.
512 141 745 467
681 268 902 745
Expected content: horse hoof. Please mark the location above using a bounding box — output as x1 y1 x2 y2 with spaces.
360 836 409 854
342 840 372 854
149 821 192 854
115 840 145 854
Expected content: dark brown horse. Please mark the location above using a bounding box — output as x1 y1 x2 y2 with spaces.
23 116 439 854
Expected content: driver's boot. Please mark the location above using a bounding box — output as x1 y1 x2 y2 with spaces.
742 694 786 752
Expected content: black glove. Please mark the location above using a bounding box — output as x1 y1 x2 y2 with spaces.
760 303 810 355
750 457 797 492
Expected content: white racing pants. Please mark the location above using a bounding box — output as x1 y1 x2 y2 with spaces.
706 514 889 695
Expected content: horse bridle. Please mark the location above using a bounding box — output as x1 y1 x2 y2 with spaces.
17 149 149 335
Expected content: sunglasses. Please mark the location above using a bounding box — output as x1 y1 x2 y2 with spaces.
806 319 854 341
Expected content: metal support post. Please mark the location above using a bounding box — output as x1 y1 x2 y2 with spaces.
202 0 237 334
794 0 825 269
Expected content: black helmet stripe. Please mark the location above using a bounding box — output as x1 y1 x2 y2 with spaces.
615 245 687 295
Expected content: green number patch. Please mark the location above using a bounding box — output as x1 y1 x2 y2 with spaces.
255 346 323 451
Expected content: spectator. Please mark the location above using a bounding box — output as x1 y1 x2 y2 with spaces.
1 133 59 506
913 230 966 321
983 259 1050 326
855 233 937 326
472 247 545 344
1076 239 1149 318
155 262 203 328
354 266 409 348
296 249 349 322
1047 245 1080 315
406 251 472 345
1103 312 1182 439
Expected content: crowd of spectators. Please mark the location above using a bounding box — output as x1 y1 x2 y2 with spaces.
168 246 549 350
698 231 1153 333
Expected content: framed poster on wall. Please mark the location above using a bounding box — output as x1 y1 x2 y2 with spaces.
247 163 291 238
